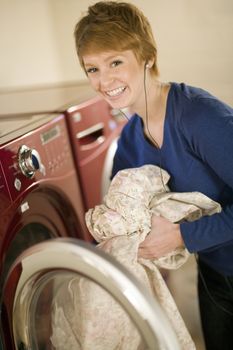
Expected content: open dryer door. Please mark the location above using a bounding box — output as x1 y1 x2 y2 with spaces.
2 238 181 350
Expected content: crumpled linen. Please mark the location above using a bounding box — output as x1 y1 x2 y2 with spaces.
51 165 221 350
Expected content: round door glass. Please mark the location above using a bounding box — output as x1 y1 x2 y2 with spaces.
8 239 180 350
29 272 148 350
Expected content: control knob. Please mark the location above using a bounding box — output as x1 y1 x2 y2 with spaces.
18 145 45 178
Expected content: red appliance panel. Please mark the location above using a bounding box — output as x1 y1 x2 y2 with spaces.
0 113 92 271
66 96 126 210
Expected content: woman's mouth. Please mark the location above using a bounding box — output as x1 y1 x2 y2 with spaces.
105 86 126 97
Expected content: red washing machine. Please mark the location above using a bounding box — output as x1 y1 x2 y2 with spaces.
0 113 92 349
65 95 126 210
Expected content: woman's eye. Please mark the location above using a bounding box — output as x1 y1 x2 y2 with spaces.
86 67 98 74
111 60 122 67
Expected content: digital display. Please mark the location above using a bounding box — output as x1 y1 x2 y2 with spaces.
41 125 60 145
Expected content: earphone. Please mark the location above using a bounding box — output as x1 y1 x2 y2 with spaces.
120 60 167 192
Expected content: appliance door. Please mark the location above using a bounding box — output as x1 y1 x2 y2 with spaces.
2 238 180 350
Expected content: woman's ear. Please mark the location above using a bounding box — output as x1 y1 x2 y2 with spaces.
145 58 154 69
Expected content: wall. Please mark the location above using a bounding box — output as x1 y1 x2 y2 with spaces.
0 0 232 105
0 0 64 88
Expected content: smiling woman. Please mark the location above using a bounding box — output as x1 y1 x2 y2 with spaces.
74 1 160 113
73 2 233 350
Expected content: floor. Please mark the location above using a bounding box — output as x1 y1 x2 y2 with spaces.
166 255 206 350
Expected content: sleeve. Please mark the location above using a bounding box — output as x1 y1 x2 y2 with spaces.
180 97 233 252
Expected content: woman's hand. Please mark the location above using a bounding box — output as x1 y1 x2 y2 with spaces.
138 214 185 259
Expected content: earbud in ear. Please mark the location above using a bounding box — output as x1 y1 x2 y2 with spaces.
145 63 151 68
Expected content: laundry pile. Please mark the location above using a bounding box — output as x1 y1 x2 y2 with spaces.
51 165 221 350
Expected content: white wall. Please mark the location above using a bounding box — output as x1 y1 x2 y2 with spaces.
0 0 62 88
0 0 232 105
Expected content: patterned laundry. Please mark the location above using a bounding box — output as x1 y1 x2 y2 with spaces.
51 165 221 350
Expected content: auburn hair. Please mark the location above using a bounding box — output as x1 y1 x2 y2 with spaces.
74 1 159 76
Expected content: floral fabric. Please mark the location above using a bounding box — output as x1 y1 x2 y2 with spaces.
51 165 221 350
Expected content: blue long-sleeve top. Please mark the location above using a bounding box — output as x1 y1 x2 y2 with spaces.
111 82 233 276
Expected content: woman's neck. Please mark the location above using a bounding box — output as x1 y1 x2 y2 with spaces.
134 77 165 120
137 78 171 148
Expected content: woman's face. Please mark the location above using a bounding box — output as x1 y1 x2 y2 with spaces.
82 49 146 110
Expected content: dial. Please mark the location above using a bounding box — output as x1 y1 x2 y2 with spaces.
18 145 43 178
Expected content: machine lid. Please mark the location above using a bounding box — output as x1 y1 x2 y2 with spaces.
3 238 180 350
0 83 96 144
0 82 95 116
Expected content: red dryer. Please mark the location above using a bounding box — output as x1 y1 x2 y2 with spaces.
65 95 126 210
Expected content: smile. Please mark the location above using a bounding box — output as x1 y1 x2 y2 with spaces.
105 86 126 97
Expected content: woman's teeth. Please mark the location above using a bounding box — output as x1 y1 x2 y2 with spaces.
106 86 126 97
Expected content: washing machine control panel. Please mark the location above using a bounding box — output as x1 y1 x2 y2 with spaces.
0 115 75 202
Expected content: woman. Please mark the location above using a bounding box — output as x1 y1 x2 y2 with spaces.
74 2 233 349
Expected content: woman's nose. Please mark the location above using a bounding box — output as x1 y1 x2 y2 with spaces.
99 69 114 87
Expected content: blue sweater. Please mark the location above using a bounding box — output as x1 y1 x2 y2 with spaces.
111 82 233 276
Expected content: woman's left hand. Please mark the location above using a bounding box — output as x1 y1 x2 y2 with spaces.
138 214 185 259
